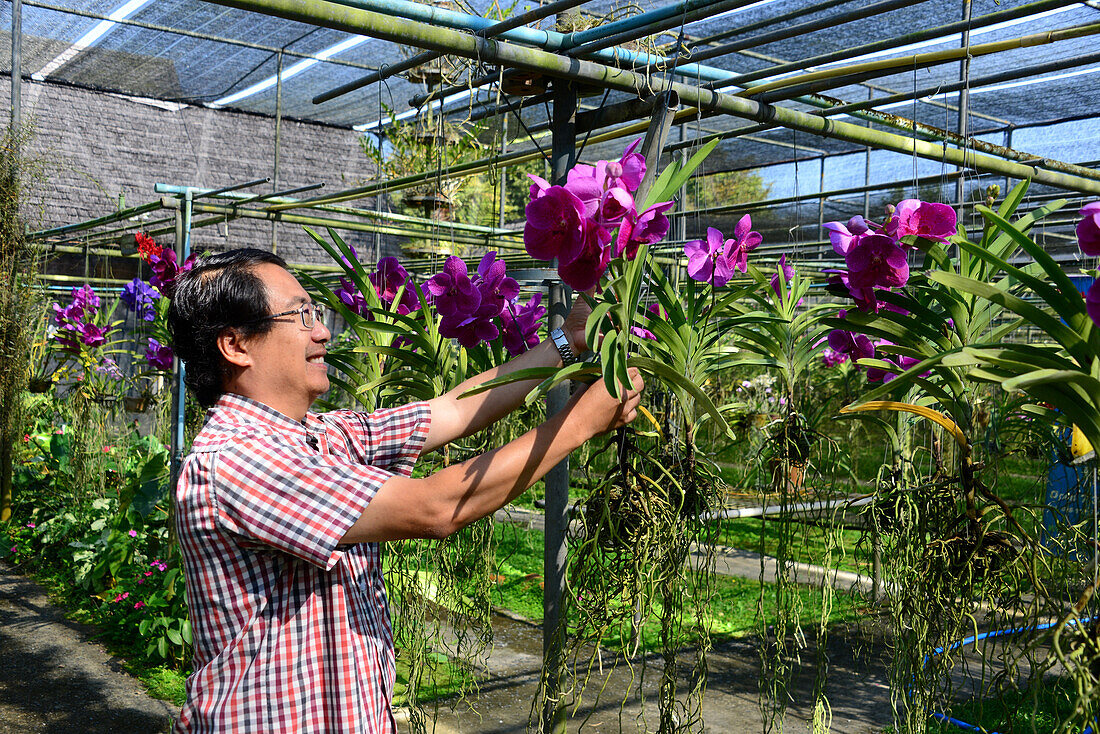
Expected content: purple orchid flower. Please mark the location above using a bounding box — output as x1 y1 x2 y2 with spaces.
821 348 849 368
1077 201 1100 256
523 185 588 265
145 337 174 371
78 322 109 348
616 200 674 261
71 284 101 315
630 303 664 341
685 227 733 286
598 187 635 228
121 278 161 322
468 251 521 332
846 233 910 290
370 256 421 315
827 329 874 362
888 199 957 243
558 221 612 291
770 255 803 305
500 293 547 357
426 256 482 318
1087 279 1100 327
439 312 500 349
336 278 370 316
823 215 876 257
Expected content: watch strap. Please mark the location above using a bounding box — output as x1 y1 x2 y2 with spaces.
550 327 576 366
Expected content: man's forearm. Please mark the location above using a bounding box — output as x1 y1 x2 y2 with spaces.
424 337 564 451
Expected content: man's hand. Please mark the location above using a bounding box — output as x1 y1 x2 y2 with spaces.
566 367 645 439
562 290 594 355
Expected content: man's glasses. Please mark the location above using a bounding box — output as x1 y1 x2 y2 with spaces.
248 302 326 330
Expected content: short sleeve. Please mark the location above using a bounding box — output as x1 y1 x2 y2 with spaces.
322 401 431 478
211 439 392 570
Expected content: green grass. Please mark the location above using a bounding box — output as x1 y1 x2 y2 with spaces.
713 516 872 575
927 677 1096 734
488 521 869 652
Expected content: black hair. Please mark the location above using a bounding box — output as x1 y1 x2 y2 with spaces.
167 248 288 408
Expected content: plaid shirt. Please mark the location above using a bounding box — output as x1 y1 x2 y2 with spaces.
173 393 430 733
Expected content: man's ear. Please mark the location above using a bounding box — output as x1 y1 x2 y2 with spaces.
217 328 252 369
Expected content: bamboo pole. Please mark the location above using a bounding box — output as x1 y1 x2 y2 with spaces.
206 0 1100 196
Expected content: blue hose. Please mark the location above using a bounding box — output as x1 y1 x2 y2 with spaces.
926 616 1097 734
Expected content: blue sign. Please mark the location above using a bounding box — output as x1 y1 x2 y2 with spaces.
1043 455 1097 561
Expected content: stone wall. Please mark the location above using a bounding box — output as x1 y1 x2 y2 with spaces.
3 76 387 269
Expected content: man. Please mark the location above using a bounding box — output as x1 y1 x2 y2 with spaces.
166 248 643 732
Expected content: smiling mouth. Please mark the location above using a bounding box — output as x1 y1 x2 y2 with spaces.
306 354 326 364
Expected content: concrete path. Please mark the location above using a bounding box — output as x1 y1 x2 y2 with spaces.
0 561 177 733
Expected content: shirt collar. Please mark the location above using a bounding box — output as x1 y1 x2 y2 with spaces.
211 393 323 442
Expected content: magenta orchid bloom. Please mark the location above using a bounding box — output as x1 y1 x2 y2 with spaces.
559 221 611 291
439 313 500 349
770 255 800 303
370 257 421 315
474 251 520 316
846 233 909 290
823 215 875 257
598 187 635 227
616 200 674 261
524 185 587 265
630 303 665 341
1076 201 1100 256
145 337 174 370
500 293 547 357
685 227 735 286
78 322 109 348
821 348 849 368
425 256 481 318
727 214 763 273
827 329 874 362
1086 279 1100 327
888 199 957 243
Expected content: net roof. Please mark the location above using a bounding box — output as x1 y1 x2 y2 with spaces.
4 0 1100 261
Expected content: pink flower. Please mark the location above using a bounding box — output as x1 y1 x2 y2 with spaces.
770 255 799 303
134 601 145 610
523 186 587 265
888 199 957 243
846 234 909 290
616 201 674 261
822 215 875 257
685 227 734 286
630 304 665 341
828 329 874 362
500 293 546 357
558 221 612 291
22 434 29 443
426 257 481 318
113 592 130 603
1077 201 1100 256
128 529 138 537
1086 279 1100 327
25 522 34 528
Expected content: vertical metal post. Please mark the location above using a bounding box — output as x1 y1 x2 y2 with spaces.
675 122 687 248
955 0 973 211
498 115 508 230
169 191 194 493
818 156 826 260
10 0 21 132
863 88 872 219
272 50 284 253
543 76 576 734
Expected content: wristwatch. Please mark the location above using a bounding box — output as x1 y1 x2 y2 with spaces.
550 327 576 366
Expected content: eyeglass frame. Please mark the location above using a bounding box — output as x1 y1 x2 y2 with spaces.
243 301 326 330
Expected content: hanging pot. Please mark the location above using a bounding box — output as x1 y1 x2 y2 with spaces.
27 378 52 393
123 396 150 413
499 69 549 97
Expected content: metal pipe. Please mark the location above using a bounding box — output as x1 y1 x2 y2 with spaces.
737 22 1100 100
324 0 735 84
28 201 165 240
815 49 1100 120
688 0 854 48
11 0 21 131
661 0 929 70
542 75 575 734
706 0 1080 89
956 0 974 212
313 0 587 104
566 0 764 58
207 0 1100 194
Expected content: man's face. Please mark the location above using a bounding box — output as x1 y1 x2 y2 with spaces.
241 263 332 413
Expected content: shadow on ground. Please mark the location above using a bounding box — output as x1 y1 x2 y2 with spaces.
0 561 176 734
